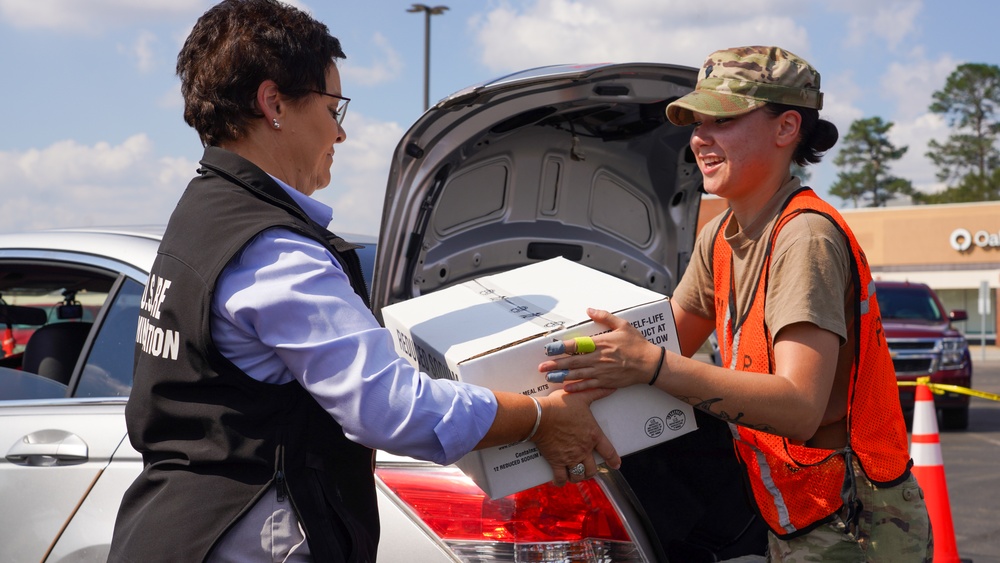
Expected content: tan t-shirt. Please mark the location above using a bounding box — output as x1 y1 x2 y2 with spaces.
674 178 853 349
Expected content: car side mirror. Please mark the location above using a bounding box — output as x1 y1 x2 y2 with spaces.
949 310 968 322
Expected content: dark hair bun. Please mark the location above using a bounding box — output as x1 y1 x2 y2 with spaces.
810 119 839 153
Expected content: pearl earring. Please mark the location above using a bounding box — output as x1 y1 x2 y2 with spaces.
272 118 281 129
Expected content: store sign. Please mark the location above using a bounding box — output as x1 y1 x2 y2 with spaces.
949 228 1000 252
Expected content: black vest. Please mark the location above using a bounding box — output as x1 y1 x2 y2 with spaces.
109 147 378 562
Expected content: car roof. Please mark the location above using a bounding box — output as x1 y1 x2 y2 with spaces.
874 280 931 289
0 226 377 277
0 226 164 275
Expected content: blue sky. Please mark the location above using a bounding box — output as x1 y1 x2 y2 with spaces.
1 0 997 236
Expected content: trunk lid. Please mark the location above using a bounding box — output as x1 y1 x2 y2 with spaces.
371 62 702 319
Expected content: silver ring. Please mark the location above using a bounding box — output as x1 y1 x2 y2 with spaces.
569 463 586 476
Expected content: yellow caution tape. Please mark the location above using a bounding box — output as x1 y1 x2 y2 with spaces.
897 377 1000 402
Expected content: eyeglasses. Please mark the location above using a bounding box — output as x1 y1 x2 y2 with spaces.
313 90 351 125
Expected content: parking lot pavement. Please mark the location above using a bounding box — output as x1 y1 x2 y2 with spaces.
941 349 1000 562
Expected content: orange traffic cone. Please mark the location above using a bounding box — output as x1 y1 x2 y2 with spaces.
910 378 960 562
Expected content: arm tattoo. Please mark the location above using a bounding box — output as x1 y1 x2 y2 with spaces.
675 395 777 433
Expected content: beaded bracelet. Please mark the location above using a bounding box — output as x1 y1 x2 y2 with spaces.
518 395 543 443
648 346 666 386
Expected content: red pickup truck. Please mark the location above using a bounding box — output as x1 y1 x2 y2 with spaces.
874 280 972 430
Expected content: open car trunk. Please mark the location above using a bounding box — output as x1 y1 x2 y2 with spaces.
371 62 767 560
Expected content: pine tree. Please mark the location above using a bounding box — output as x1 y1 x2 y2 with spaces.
922 63 1000 202
830 117 914 207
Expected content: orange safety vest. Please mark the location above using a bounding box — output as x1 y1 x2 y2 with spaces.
711 188 911 538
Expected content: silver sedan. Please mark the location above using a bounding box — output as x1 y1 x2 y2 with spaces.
0 226 654 562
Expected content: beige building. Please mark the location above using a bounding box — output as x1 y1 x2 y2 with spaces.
696 197 1000 344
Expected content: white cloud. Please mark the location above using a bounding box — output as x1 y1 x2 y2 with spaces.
871 52 958 195
313 113 405 237
880 51 960 121
0 0 205 33
471 0 810 73
838 0 922 50
821 69 865 129
117 30 159 73
0 112 405 238
339 32 404 88
0 135 195 234
888 112 950 194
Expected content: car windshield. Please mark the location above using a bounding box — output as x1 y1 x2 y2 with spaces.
875 286 944 322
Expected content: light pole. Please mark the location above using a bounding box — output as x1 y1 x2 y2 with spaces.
407 4 449 111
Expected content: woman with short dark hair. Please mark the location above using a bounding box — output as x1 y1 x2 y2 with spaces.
109 1 619 561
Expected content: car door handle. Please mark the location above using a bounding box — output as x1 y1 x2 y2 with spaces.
5 429 89 466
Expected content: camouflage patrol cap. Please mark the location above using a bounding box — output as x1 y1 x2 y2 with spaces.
666 46 823 126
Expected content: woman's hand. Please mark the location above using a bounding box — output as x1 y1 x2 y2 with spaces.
537 308 663 392
533 388 621 486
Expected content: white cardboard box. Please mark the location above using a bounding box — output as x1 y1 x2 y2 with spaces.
382 257 697 498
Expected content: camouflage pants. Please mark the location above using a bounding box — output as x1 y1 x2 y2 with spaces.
765 462 932 562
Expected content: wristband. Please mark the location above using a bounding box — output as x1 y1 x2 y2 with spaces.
518 395 543 443
649 346 666 386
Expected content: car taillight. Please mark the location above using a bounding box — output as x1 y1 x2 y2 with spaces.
376 465 643 562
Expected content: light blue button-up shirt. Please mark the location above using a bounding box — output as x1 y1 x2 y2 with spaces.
209 177 496 465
